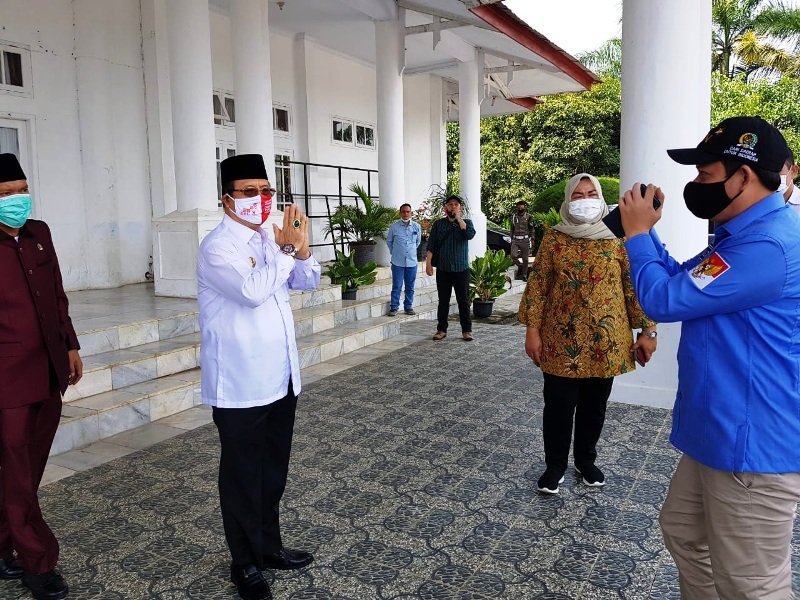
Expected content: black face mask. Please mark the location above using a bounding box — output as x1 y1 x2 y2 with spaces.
517 208 525 214
683 169 744 220
446 210 456 219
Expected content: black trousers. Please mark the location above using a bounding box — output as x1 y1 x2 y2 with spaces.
542 373 614 473
436 269 471 333
212 383 297 569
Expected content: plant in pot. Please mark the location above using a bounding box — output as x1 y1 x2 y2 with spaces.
469 248 514 318
411 196 441 262
323 182 397 267
322 249 378 300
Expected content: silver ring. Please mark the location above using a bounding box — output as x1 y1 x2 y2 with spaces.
293 219 301 229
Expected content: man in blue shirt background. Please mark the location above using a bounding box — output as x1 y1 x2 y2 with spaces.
618 116 800 600
386 203 421 316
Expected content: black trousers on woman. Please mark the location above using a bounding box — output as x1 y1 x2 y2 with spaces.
542 373 614 474
212 383 297 569
436 269 471 333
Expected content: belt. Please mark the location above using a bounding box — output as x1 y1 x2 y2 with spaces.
513 235 529 239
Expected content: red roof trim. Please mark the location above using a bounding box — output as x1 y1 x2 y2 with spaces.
469 3 601 91
507 96 542 110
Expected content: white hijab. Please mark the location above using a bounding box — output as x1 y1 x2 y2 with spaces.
552 173 616 240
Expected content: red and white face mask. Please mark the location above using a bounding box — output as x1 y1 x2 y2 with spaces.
231 193 272 225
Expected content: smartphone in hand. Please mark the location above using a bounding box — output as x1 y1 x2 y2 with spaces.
603 184 661 238
635 346 647 367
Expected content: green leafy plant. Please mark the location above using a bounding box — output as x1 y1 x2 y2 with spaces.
530 207 562 256
322 249 377 292
469 248 514 302
322 182 397 244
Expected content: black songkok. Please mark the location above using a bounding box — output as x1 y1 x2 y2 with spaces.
220 154 268 187
0 153 26 183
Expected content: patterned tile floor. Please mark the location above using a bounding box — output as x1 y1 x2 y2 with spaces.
2 321 798 599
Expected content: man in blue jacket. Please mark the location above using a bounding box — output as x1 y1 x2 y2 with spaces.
618 116 800 599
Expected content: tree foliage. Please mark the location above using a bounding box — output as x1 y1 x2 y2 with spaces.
710 72 800 152
577 38 622 79
476 79 621 223
712 0 800 79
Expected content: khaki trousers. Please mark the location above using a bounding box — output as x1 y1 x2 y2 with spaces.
660 454 800 599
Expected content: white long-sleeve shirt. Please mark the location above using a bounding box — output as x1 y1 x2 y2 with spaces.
197 215 321 408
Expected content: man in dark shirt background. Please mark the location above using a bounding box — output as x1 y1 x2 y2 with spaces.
425 195 476 341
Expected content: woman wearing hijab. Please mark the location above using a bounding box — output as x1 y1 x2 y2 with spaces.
518 173 658 494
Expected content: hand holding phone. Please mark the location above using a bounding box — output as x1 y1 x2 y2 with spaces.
602 183 661 238
635 346 647 367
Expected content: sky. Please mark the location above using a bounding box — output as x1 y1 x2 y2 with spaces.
503 0 800 58
503 0 622 57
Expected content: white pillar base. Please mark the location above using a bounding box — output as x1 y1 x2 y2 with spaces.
153 209 286 297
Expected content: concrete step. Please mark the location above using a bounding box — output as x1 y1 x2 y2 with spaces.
53 268 523 455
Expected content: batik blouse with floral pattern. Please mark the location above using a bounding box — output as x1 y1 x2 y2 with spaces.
518 228 655 378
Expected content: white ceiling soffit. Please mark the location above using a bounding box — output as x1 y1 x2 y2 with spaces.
401 0 596 112
213 0 597 114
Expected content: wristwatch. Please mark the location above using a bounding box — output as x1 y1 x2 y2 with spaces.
280 244 298 257
639 330 657 339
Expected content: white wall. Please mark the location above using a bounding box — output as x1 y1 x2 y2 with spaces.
0 0 151 290
404 73 446 210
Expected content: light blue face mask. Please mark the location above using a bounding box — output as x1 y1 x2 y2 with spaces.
0 193 32 228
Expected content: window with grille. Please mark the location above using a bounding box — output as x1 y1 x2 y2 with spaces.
274 153 293 211
212 90 235 126
332 118 353 144
355 123 375 148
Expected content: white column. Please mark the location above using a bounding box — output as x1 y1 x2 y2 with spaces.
154 0 219 298
375 13 406 265
616 0 712 407
230 0 276 178
620 0 711 262
165 0 217 211
458 57 486 260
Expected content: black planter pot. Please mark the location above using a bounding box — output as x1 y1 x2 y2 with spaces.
416 238 428 262
342 287 358 300
350 241 377 267
473 299 495 318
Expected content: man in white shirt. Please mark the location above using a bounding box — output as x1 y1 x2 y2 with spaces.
780 150 799 216
197 154 321 600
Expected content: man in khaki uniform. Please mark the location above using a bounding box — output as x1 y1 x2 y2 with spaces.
510 201 535 280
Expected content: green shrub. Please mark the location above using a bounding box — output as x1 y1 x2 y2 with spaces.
532 176 620 215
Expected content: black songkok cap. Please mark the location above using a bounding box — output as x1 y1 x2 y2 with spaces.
0 153 26 183
220 154 268 187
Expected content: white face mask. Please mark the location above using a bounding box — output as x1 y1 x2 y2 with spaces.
568 199 604 223
777 174 790 194
401 218 411 224
227 194 271 225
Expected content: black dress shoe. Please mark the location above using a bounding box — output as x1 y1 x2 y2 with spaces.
230 564 272 600
22 568 68 600
262 548 314 570
0 557 22 579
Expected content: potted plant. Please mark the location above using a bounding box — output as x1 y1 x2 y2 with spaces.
323 182 397 267
322 249 378 300
469 248 514 318
411 196 441 262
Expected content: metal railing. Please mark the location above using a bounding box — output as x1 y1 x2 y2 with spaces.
274 159 379 254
